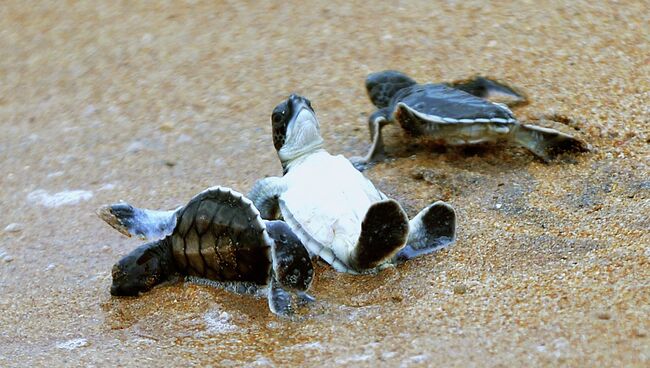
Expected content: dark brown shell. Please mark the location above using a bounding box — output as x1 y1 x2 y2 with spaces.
171 188 271 285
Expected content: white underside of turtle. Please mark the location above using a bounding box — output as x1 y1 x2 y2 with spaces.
279 151 384 272
249 94 457 274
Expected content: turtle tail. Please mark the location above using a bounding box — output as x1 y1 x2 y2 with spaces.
365 70 417 108
511 124 588 162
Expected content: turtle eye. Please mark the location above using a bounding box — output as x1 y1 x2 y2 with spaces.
272 111 284 124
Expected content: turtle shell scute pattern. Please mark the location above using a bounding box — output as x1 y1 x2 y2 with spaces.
392 83 517 123
171 187 271 285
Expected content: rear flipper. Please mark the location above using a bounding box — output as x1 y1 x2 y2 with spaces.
511 124 589 162
350 199 409 271
97 202 178 240
449 76 528 107
393 201 456 263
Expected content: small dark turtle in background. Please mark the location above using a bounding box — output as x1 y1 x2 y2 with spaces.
355 70 588 167
98 186 314 317
248 94 457 274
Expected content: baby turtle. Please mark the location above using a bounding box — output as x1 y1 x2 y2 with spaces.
98 186 314 317
248 94 456 274
357 70 587 166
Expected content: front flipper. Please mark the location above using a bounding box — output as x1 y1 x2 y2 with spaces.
394 201 456 263
267 277 294 317
247 177 287 220
350 199 409 271
111 237 175 296
97 202 178 240
349 107 393 171
265 220 314 292
449 76 528 107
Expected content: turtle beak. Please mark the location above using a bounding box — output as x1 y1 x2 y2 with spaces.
287 94 318 129
288 94 313 115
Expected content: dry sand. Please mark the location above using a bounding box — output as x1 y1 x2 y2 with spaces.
0 1 648 366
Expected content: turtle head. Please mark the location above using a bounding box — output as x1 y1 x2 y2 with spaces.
265 221 314 292
365 70 417 108
110 241 170 296
271 94 324 168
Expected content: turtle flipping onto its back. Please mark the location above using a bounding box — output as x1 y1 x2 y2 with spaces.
356 70 588 166
98 186 314 317
248 94 457 274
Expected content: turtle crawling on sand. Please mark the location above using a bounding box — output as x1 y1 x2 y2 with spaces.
248 94 456 274
98 186 314 317
355 70 588 167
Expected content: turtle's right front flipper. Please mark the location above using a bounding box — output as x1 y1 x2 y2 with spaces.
449 76 528 107
248 177 287 220
97 203 178 240
264 220 315 317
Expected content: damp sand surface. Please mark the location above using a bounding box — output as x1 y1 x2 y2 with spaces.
0 1 648 366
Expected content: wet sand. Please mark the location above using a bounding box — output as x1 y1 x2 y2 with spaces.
1 1 648 366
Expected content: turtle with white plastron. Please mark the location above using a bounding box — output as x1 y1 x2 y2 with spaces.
98 186 314 317
354 70 588 168
248 94 456 274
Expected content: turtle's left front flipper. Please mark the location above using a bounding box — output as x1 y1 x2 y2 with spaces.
393 201 456 263
97 203 178 240
449 77 528 107
349 107 393 172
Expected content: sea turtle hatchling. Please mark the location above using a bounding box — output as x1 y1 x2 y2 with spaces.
357 70 588 166
247 94 457 274
98 186 314 317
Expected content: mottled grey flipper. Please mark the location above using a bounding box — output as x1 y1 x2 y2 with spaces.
394 201 456 263
350 199 409 271
265 220 314 294
248 177 287 220
448 77 528 107
512 124 589 162
110 237 175 296
349 107 392 171
267 277 293 316
97 202 178 240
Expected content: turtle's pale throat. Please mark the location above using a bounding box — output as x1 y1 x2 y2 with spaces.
278 109 324 166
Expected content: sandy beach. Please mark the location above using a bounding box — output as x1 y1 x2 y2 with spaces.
0 1 648 366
